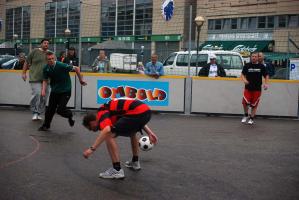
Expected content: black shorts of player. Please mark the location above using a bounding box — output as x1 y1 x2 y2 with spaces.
111 110 151 137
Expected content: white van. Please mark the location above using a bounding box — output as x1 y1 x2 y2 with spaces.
163 50 244 77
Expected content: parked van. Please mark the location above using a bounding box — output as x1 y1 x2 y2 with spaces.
163 50 244 77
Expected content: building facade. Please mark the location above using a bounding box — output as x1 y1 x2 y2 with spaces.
197 0 299 60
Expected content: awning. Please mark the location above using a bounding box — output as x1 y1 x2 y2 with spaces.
200 40 274 57
264 52 299 61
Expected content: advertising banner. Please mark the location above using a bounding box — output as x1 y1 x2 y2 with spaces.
289 59 299 80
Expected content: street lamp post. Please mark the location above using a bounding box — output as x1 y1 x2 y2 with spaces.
13 34 18 56
64 28 71 55
194 16 205 75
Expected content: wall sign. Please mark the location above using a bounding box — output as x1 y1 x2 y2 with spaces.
208 32 273 41
161 0 174 21
97 80 169 106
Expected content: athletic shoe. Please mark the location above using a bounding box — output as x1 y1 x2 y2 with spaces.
125 161 141 171
241 116 249 123
38 125 49 131
99 168 125 179
37 115 42 120
247 118 254 125
68 118 75 127
32 113 38 121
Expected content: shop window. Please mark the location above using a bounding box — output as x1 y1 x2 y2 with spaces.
267 16 274 28
240 18 248 30
215 19 222 30
278 15 287 28
231 18 237 29
258 16 266 28
208 19 214 30
288 15 299 27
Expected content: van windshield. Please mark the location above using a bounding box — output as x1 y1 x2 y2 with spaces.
163 53 177 66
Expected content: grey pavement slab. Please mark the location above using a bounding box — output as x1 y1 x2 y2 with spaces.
0 109 299 200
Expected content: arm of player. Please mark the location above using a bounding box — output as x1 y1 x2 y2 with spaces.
73 66 87 86
263 75 270 90
143 125 158 144
83 126 112 159
41 80 48 97
241 73 249 85
22 61 29 81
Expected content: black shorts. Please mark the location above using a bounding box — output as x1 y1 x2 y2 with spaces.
111 110 151 137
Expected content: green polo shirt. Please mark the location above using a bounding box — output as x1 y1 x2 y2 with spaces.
27 48 48 82
43 61 73 93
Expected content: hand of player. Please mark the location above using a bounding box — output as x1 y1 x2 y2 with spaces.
80 80 87 86
22 73 27 81
244 80 249 85
83 148 94 159
263 84 269 90
148 132 158 145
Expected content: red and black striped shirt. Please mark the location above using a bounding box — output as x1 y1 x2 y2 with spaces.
97 99 150 130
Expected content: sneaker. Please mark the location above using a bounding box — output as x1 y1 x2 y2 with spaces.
125 161 141 171
247 118 254 125
99 168 125 179
241 116 249 123
38 125 49 131
32 113 38 121
37 115 42 120
68 118 75 127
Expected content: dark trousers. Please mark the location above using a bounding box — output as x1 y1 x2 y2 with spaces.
43 92 72 127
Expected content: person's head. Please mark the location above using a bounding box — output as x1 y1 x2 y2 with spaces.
18 53 26 61
250 52 258 64
209 54 217 64
151 54 158 63
60 51 66 58
99 50 106 60
46 51 56 66
82 112 99 132
40 38 50 51
68 47 76 57
258 52 264 64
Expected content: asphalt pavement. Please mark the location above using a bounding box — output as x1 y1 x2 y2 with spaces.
0 109 299 200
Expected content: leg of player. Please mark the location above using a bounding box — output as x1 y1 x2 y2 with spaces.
248 106 258 125
125 134 141 171
99 135 125 179
143 125 158 144
241 99 250 123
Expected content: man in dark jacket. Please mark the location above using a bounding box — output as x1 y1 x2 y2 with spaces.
63 47 79 66
198 54 226 77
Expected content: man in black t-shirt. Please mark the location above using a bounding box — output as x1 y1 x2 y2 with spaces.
241 52 269 125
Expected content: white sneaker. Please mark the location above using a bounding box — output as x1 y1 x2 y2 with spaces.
99 168 125 179
247 118 254 125
37 115 42 120
241 116 249 123
32 113 38 121
125 161 141 171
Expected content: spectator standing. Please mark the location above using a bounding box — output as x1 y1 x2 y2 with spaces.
38 51 87 131
258 52 275 77
63 47 79 66
92 50 111 73
144 54 164 79
198 54 226 77
241 52 269 125
22 38 50 121
14 53 26 70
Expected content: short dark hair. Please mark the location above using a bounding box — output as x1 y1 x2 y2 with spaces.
82 112 97 128
40 38 50 44
46 51 55 56
68 47 76 51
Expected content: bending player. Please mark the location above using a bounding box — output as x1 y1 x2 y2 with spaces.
82 98 158 179
241 52 269 125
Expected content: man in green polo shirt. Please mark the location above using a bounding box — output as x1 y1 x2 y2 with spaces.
22 38 50 121
38 51 87 131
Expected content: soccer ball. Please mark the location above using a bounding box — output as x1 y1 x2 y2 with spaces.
139 136 154 151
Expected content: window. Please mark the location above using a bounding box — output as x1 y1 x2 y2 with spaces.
45 0 80 38
240 18 248 30
208 19 214 30
258 16 266 28
217 54 243 69
248 17 256 29
5 6 31 40
267 16 274 28
190 54 208 67
278 15 287 27
215 19 222 30
163 53 176 66
176 54 189 66
231 18 237 29
288 15 299 27
223 19 230 30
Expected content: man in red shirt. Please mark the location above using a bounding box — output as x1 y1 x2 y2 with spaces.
82 99 158 179
241 52 269 125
